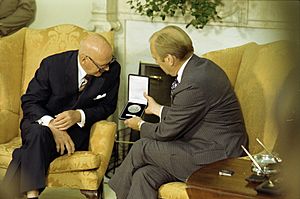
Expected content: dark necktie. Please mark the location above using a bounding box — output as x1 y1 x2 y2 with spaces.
171 78 179 94
79 75 89 92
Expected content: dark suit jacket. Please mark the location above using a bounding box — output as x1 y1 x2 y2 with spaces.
141 54 248 179
20 50 120 149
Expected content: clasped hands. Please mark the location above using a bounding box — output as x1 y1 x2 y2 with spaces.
124 93 161 131
48 110 81 156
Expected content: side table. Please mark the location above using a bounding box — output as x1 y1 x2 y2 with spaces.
186 158 283 199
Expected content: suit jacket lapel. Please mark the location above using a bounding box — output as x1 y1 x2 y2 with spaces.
73 76 105 108
64 51 79 95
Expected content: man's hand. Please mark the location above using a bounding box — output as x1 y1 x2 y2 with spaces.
124 117 143 131
52 110 81 130
49 121 75 155
144 93 162 116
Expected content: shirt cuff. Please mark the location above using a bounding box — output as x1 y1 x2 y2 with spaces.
159 106 164 122
77 109 86 128
138 120 145 131
37 115 54 126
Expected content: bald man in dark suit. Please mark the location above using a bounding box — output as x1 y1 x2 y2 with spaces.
3 34 120 199
108 25 248 199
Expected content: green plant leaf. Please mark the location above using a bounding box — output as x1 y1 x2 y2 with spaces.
127 0 223 29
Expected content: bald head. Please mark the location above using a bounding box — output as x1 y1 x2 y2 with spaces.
79 34 112 61
78 34 114 76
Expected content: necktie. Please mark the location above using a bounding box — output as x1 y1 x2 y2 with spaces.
171 78 179 94
79 75 89 92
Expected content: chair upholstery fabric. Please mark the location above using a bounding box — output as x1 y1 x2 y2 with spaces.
0 24 116 192
159 182 189 199
159 41 294 199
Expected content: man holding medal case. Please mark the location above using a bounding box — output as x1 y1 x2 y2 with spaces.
110 25 248 199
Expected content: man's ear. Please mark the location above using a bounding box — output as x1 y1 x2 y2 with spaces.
164 54 175 66
79 54 87 63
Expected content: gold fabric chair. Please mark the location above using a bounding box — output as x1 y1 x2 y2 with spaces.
0 24 116 199
158 41 294 199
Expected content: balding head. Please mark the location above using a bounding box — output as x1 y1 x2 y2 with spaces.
78 34 114 76
79 34 112 61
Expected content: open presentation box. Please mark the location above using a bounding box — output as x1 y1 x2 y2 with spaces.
119 74 149 120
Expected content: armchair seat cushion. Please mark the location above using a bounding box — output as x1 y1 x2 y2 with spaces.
0 136 101 174
159 182 188 199
49 151 101 174
47 170 100 190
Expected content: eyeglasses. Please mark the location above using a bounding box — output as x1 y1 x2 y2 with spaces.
86 55 116 73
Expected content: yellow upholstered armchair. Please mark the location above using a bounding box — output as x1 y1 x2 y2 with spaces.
0 24 116 199
158 41 294 199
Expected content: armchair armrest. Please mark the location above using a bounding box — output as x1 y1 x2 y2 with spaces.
89 120 116 177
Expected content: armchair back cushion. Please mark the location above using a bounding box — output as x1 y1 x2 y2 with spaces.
203 41 293 154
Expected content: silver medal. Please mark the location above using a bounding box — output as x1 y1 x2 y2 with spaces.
128 104 141 113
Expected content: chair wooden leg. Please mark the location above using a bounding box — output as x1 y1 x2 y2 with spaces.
80 179 104 199
99 179 104 199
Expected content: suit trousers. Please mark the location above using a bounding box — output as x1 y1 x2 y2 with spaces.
3 123 60 196
108 138 198 199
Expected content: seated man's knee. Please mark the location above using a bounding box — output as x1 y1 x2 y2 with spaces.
133 166 151 180
132 166 161 189
22 124 50 142
129 138 150 155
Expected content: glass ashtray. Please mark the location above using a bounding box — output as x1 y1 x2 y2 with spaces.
251 154 281 176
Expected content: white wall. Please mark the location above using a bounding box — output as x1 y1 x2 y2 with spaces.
29 0 93 30
124 20 290 76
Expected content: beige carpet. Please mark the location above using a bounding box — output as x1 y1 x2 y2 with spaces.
39 187 85 199
40 183 116 199
0 176 116 199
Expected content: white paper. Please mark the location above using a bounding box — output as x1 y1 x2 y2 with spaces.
128 75 149 104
